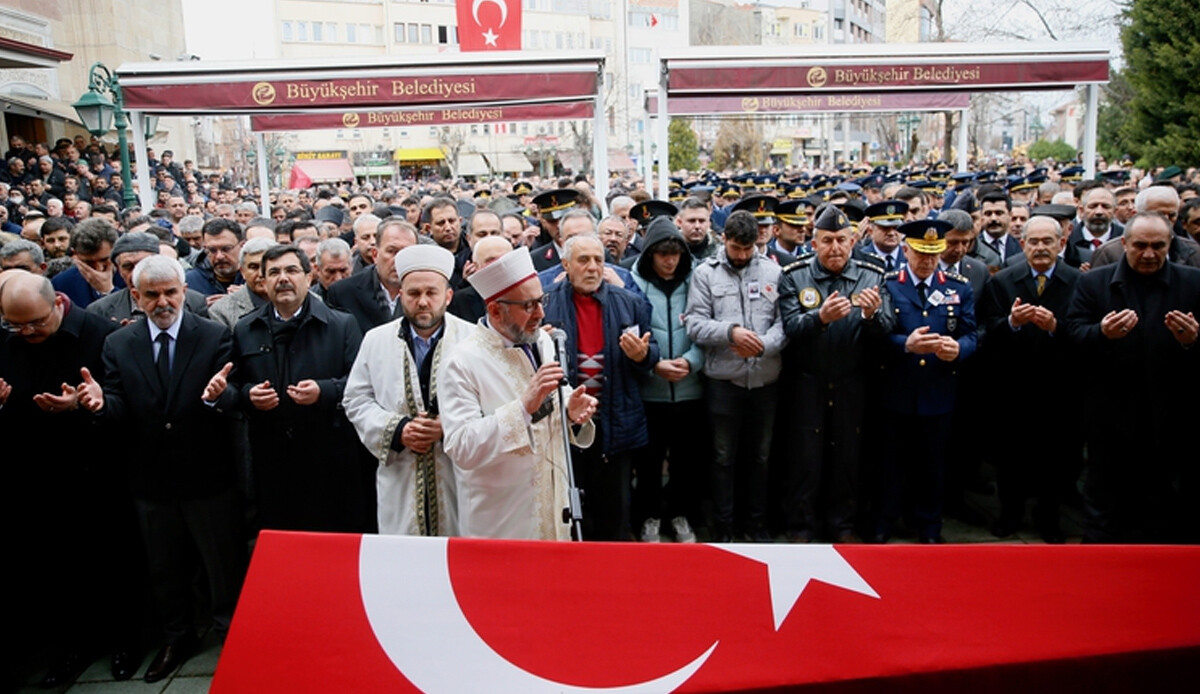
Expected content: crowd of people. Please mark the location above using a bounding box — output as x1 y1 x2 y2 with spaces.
3 131 1200 688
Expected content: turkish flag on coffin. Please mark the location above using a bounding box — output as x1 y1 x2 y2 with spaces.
456 0 521 52
212 533 1200 693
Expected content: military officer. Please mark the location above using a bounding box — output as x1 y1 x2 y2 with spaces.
876 219 977 544
777 205 893 542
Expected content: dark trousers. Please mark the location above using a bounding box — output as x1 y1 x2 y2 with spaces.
707 379 778 535
784 375 866 537
631 399 708 528
135 488 246 642
996 433 1081 531
879 412 951 540
571 420 633 541
1082 439 1188 543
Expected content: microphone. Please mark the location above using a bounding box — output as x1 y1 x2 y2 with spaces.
548 328 570 386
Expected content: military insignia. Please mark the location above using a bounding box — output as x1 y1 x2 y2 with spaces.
886 205 896 216
947 317 958 333
850 292 861 306
924 228 938 241
928 290 945 306
799 287 821 309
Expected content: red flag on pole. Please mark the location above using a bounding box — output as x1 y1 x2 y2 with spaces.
456 0 522 52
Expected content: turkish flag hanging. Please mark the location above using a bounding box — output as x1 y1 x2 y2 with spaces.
456 0 521 52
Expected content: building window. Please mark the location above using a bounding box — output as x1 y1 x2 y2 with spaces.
297 22 308 41
395 23 406 43
359 24 371 43
312 22 323 41
409 23 420 43
282 21 293 41
421 24 432 43
346 23 357 42
326 23 337 42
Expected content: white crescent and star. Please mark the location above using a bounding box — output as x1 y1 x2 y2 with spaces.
472 0 507 47
359 536 879 692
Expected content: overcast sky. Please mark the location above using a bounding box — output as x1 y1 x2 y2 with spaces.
182 0 273 62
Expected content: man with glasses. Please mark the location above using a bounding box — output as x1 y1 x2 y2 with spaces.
1 272 144 686
185 217 245 302
440 247 598 540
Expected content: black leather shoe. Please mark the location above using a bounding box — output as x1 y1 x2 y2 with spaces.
991 518 1021 538
41 651 89 688
1039 527 1066 545
144 635 196 683
919 535 947 544
111 649 140 681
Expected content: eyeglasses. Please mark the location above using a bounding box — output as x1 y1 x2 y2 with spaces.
495 295 548 312
2 308 55 332
204 244 238 257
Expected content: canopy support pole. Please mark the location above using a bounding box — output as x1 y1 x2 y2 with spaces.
657 65 669 199
957 108 969 172
256 132 270 215
1083 83 1099 179
130 111 154 212
593 68 609 213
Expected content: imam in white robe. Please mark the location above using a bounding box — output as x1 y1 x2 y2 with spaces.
438 321 594 541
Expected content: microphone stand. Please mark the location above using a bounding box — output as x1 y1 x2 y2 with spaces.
551 330 584 541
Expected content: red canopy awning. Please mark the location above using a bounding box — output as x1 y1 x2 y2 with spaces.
288 158 355 188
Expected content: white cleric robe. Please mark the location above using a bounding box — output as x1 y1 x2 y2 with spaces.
343 314 473 535
438 321 594 541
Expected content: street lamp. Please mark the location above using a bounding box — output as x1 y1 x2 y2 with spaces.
73 62 139 209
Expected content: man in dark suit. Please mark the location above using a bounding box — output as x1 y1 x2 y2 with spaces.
1065 212 1200 543
449 235 511 324
1063 186 1123 269
0 272 145 686
938 209 990 296
324 218 418 334
977 216 1082 543
78 255 246 683
971 191 1023 272
226 245 368 533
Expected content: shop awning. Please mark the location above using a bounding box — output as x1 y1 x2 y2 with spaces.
0 36 73 70
288 158 355 188
394 147 445 162
455 152 489 176
0 93 83 125
493 152 532 173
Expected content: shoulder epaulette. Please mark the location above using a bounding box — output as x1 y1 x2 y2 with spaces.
944 271 969 284
781 255 814 273
857 260 886 275
884 270 901 280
